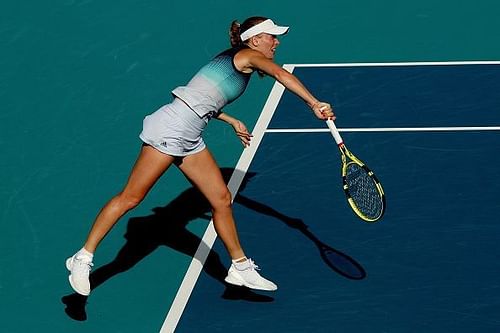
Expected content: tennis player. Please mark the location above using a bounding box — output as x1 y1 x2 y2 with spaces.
66 16 334 296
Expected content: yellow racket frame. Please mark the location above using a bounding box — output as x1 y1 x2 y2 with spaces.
339 144 385 222
326 119 386 222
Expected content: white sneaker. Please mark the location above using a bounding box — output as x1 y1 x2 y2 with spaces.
224 258 278 291
66 254 93 296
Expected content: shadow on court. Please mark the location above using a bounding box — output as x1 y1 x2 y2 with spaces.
61 168 365 321
235 196 366 280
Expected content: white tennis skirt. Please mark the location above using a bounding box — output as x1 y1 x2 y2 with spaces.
139 98 208 156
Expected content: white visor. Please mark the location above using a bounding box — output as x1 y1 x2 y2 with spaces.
240 19 289 41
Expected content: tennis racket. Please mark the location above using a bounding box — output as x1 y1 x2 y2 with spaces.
326 118 386 222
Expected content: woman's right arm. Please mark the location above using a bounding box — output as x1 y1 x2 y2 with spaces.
240 49 335 120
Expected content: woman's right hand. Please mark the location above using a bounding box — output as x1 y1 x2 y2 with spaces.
311 102 335 120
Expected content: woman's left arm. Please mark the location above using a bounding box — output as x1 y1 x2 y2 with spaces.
215 111 253 147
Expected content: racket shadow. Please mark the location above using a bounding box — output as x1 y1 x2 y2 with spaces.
235 195 366 280
301 226 366 280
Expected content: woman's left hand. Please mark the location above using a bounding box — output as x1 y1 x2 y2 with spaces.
232 120 253 147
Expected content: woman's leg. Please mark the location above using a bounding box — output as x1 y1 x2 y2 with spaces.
84 144 176 253
176 148 244 260
177 148 277 291
67 144 175 296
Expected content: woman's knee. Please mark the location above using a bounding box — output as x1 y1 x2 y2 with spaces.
114 191 144 211
212 188 232 211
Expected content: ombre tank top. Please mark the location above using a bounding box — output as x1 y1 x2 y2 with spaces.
172 46 252 119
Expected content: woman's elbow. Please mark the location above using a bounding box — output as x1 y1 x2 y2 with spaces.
273 68 295 85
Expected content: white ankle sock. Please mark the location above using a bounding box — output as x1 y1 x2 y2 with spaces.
77 248 94 260
232 257 250 270
232 256 247 263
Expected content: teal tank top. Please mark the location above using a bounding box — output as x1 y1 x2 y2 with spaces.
172 46 252 118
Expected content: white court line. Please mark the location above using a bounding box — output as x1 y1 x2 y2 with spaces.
266 126 500 133
287 60 500 67
159 80 287 333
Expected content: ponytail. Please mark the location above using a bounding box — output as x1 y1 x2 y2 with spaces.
229 20 243 47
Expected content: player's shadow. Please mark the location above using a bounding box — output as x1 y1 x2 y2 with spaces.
62 168 365 321
61 168 270 321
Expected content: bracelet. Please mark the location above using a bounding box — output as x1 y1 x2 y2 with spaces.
310 101 321 109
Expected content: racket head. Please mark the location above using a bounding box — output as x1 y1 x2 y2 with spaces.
340 145 386 222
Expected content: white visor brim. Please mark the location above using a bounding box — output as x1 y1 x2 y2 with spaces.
240 19 289 41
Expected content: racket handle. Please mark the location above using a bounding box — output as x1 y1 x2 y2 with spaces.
326 118 343 145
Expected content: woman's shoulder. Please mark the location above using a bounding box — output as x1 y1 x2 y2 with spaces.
233 48 256 74
233 47 267 64
233 46 278 74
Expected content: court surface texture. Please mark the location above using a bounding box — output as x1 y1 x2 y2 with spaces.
1 1 499 332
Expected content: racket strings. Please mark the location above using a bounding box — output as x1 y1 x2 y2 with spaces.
345 164 383 220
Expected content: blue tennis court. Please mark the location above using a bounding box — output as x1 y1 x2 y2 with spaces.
171 62 500 332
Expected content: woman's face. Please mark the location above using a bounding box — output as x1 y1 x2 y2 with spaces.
254 33 280 59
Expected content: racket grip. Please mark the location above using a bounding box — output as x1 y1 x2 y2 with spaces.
326 119 343 145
